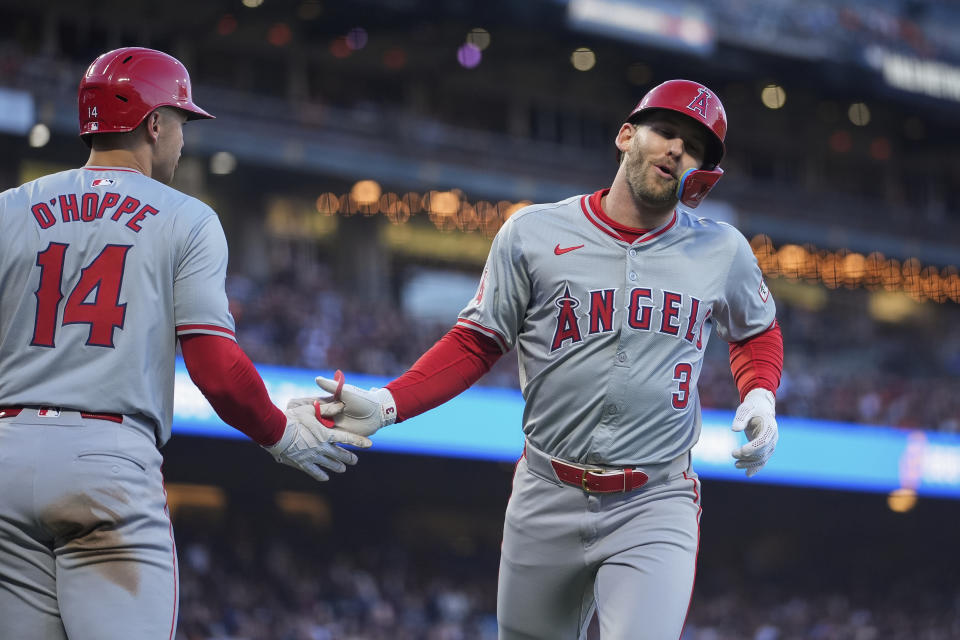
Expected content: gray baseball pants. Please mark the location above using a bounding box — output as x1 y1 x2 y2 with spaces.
0 409 177 640
497 441 701 640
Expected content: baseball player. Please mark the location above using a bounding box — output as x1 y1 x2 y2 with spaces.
0 47 370 640
304 80 784 639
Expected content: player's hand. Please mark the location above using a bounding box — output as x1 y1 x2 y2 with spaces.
285 394 344 428
730 388 778 477
312 370 397 437
264 401 372 482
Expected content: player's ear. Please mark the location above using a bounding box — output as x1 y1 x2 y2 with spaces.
615 123 636 158
145 110 162 144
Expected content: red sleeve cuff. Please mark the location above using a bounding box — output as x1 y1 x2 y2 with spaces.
386 325 503 422
728 321 784 402
180 334 286 445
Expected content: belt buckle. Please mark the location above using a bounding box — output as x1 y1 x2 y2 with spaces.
581 467 605 492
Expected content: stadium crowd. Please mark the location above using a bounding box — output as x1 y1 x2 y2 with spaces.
175 535 498 640
172 512 959 640
226 267 960 434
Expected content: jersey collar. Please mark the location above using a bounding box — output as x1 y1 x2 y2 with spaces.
581 188 677 244
83 166 145 175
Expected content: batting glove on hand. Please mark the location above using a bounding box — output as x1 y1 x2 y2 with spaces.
264 400 372 482
730 388 778 478
312 370 397 437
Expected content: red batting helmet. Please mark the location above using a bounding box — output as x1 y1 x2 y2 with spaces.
626 79 727 208
78 47 213 144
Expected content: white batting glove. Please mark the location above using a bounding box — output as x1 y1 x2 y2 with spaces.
312 370 397 437
730 388 778 478
264 400 372 482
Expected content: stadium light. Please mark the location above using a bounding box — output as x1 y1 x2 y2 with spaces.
330 37 351 58
210 151 237 175
266 187 960 303
457 43 482 69
887 488 917 513
351 180 382 206
268 23 292 47
216 14 238 36
28 123 50 148
848 102 871 126
571 47 596 71
346 27 368 50
467 28 491 51
760 84 786 109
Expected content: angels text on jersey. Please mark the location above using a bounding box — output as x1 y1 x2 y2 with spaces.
550 284 710 353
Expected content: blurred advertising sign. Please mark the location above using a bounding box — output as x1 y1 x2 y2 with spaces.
0 87 34 134
173 362 960 498
865 46 960 103
567 0 715 55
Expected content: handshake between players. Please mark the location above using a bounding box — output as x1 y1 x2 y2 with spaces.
289 370 779 478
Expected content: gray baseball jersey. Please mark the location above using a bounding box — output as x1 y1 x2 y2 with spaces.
458 189 775 639
458 189 775 466
0 166 235 445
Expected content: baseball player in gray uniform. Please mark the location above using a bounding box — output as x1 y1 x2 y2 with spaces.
0 47 369 640
302 79 785 639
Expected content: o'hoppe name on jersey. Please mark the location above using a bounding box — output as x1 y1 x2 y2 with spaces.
31 192 159 233
551 285 711 352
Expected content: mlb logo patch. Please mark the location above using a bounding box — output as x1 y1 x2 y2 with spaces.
758 280 769 302
36 407 62 418
91 178 116 187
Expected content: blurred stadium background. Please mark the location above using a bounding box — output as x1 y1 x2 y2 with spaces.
2 0 960 638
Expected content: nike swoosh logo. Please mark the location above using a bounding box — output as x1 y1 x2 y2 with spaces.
554 244 585 255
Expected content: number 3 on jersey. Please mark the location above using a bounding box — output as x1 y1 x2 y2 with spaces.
32 242 132 348
672 362 692 409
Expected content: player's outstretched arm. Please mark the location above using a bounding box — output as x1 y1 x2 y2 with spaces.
294 325 504 437
180 333 370 480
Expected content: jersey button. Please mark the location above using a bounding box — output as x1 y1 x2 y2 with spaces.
616 352 627 363
628 271 637 281
607 404 618 415
629 249 638 257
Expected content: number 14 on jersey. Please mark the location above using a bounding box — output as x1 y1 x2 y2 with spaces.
31 242 131 348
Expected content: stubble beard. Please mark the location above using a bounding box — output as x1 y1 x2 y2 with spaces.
625 157 679 209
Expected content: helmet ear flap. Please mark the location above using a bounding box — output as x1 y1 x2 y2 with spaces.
676 167 723 208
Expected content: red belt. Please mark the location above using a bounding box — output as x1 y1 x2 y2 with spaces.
550 459 649 493
0 406 123 424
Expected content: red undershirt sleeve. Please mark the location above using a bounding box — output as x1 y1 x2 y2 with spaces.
728 321 784 402
179 333 287 446
385 325 504 422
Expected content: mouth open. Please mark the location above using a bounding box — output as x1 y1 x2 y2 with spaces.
654 164 675 179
